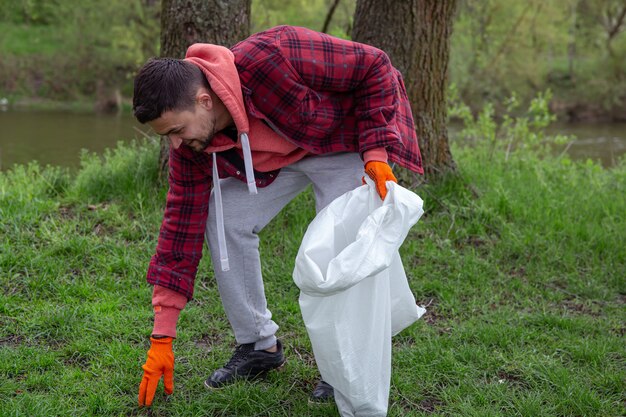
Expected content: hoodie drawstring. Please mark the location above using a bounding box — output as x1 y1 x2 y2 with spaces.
212 152 230 271
240 132 258 195
212 132 257 272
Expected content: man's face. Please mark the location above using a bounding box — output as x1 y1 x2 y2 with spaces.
148 103 217 153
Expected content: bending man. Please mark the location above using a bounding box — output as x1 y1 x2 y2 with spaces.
133 25 423 407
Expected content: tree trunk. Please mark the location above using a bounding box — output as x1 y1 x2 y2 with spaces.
353 0 457 179
158 0 251 179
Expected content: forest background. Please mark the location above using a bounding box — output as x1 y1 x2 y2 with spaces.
1 0 625 121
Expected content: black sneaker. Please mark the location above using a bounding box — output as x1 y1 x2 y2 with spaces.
204 340 285 388
309 380 334 403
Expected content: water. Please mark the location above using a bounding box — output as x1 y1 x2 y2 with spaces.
0 109 150 170
546 122 626 167
0 109 625 170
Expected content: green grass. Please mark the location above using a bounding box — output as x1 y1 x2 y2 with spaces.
1 139 624 416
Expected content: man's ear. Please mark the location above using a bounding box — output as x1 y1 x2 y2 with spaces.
196 87 213 111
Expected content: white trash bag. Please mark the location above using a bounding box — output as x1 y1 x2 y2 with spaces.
293 178 426 416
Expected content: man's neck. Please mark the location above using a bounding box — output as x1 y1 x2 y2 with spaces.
211 91 235 133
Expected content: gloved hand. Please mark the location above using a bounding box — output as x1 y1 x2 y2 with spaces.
138 336 174 407
364 161 397 200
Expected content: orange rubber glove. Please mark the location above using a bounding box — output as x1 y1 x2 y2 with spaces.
138 337 174 407
365 161 397 200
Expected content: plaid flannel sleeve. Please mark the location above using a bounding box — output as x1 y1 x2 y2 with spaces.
279 26 402 153
145 146 211 300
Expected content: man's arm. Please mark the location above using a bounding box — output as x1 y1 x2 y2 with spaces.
139 146 211 407
146 145 212 300
278 26 402 154
279 26 401 198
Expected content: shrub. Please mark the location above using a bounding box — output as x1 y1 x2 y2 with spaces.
70 139 162 210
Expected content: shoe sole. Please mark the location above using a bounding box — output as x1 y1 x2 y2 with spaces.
204 360 286 390
308 397 335 406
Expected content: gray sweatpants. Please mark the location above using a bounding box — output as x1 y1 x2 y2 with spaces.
206 152 364 350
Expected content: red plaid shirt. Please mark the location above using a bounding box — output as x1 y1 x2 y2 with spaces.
147 26 423 299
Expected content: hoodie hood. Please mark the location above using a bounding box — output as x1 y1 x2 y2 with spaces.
184 43 257 195
185 43 249 142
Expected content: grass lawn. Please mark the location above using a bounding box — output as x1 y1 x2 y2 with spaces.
1 139 624 416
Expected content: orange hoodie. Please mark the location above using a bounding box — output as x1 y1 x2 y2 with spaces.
185 44 310 172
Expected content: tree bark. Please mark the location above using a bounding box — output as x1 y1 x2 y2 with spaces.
353 0 457 179
158 0 251 179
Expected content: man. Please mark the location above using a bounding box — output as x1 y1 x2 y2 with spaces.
134 25 423 407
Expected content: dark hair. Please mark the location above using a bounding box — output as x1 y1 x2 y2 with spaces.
132 58 210 124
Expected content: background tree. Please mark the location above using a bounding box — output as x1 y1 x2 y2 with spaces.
252 0 354 37
158 0 252 178
577 0 626 83
353 0 458 179
321 0 342 33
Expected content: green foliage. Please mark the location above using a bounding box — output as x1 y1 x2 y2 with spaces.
0 0 160 100
449 87 574 162
451 1 568 105
70 139 162 211
0 22 61 55
0 162 69 202
451 0 626 118
0 0 58 24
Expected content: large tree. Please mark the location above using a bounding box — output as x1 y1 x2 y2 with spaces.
353 0 458 179
158 0 251 177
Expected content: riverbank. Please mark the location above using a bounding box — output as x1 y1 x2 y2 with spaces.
0 139 624 416
2 101 626 172
0 96 133 114
551 98 626 123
